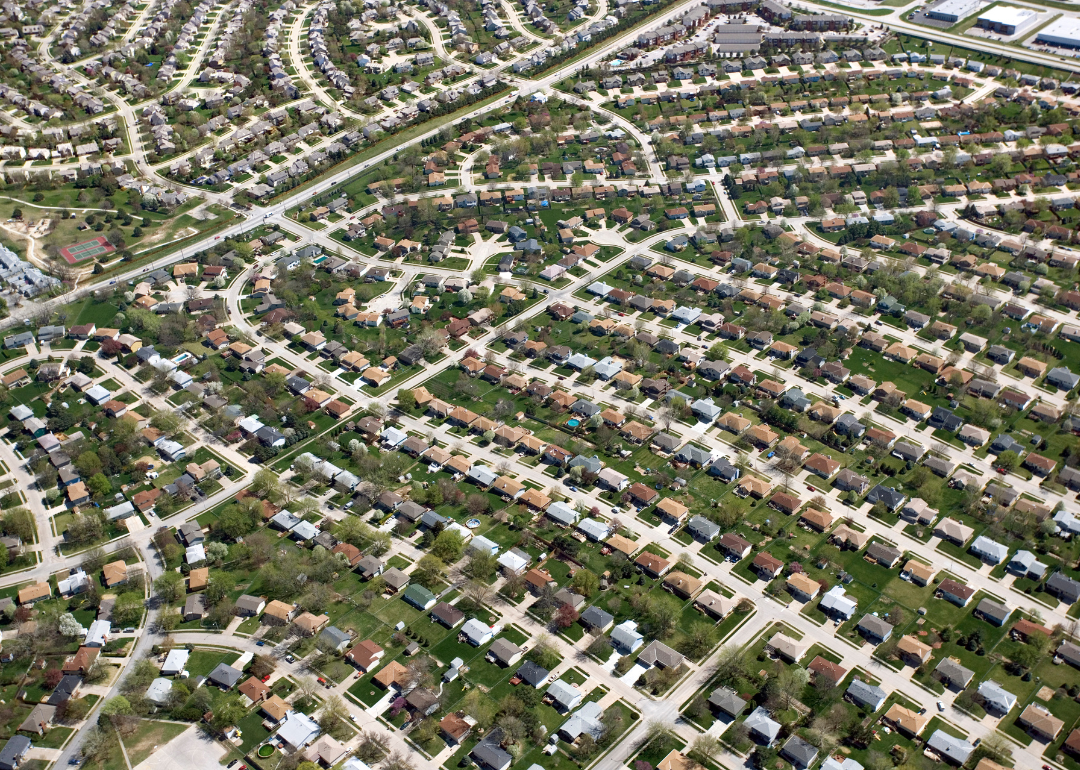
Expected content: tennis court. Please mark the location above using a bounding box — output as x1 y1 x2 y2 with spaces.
59 236 115 264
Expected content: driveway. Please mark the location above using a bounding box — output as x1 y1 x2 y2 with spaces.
129 724 227 770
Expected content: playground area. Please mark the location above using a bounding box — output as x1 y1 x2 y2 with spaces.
59 236 115 264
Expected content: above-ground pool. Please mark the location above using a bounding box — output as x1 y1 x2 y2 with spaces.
257 745 275 758
567 419 580 427
466 518 481 528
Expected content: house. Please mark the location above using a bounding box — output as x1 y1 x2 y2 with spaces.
546 679 584 712
1018 703 1064 742
461 618 495 646
487 639 523 667
935 657 975 690
866 542 901 568
846 679 887 711
897 635 933 666
208 663 244 690
857 614 893 643
0 737 31 770
970 536 1008 565
708 688 747 718
319 626 351 653
926 730 974 765
938 578 976 607
745 707 782 746
235 595 266 616
611 620 644 653
978 681 1018 715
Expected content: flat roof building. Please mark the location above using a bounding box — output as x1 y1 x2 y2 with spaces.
976 5 1038 35
1037 16 1080 47
926 0 981 23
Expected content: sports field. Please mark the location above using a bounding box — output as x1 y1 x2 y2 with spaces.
59 236 115 264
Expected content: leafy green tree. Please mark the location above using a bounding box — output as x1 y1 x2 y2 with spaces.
996 450 1018 471
572 568 599 597
154 572 184 603
112 593 145 627
101 696 132 716
431 529 465 563
413 554 446 588
86 473 112 498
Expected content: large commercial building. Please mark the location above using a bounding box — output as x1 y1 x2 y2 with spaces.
1036 16 1080 48
926 0 982 23
976 5 1038 35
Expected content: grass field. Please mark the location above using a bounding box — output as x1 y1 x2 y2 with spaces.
121 720 191 767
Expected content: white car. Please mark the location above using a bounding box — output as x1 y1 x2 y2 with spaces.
146 471 159 480
937 701 945 712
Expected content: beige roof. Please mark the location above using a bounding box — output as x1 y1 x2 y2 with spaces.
606 534 639 555
786 572 819 596
656 498 688 519
293 612 329 634
738 476 771 497
262 694 290 721
663 571 703 597
801 508 832 530
897 634 933 661
1020 704 1064 738
657 751 703 770
885 703 929 735
264 600 293 620
903 560 935 582
17 582 50 604
832 524 870 549
102 560 127 587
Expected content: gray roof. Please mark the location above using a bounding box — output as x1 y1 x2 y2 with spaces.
926 730 974 764
580 605 613 630
708 687 746 716
781 735 819 768
745 706 781 743
857 614 893 640
320 626 350 647
0 736 30 770
637 640 685 669
975 598 1011 625
935 657 974 687
516 660 549 687
846 679 887 710
687 515 721 540
546 679 583 709
208 663 243 688
489 638 522 664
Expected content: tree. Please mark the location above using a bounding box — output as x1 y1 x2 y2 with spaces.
413 554 446 588
555 603 579 628
461 579 493 612
252 468 282 500
61 697 91 722
86 473 112 498
431 529 465 563
149 410 181 435
465 551 497 581
396 389 416 412
996 450 1018 471
101 696 132 716
647 595 679 638
58 613 85 637
317 695 350 738
572 568 599 597
690 736 721 767
251 654 276 680
112 593 145 627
